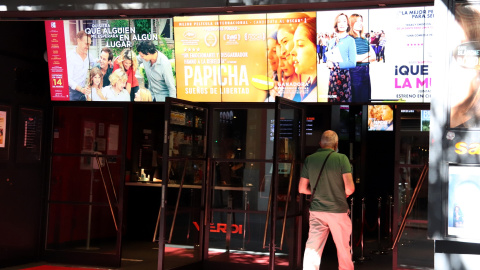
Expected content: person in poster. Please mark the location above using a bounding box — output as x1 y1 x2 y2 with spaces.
103 69 130 101
66 30 95 101
291 17 318 102
453 205 464 227
94 47 114 88
268 31 280 84
134 87 153 102
265 31 282 102
137 40 176 102
88 67 106 101
450 4 480 128
326 13 356 103
113 48 139 101
377 31 387 62
348 14 376 102
267 12 313 102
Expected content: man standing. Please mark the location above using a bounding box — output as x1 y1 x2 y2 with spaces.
95 47 114 87
67 30 95 101
136 41 176 102
299 130 355 270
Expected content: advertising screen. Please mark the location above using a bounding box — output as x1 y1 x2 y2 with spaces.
367 105 394 131
421 110 430 131
317 7 433 103
0 110 6 148
448 165 480 240
266 12 317 102
174 16 222 102
45 6 433 103
45 18 176 102
369 7 433 103
174 14 273 102
449 3 480 128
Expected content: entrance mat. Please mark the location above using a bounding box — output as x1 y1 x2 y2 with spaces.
21 266 109 270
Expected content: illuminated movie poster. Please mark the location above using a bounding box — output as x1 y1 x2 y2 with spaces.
369 7 434 102
0 110 6 148
45 19 176 102
218 14 270 102
266 12 317 102
367 105 394 131
174 14 271 102
448 165 480 240
174 16 222 102
449 3 480 128
316 7 433 103
316 9 370 103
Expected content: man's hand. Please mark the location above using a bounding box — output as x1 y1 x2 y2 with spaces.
298 177 311 195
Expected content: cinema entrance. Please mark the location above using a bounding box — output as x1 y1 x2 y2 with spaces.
45 97 307 269
44 98 431 269
154 97 306 269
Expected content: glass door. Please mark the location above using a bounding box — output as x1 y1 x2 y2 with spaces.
158 98 209 270
158 98 305 270
46 106 126 267
393 104 433 269
205 104 275 269
269 97 305 270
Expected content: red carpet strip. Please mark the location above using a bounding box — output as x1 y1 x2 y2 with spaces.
21 266 107 270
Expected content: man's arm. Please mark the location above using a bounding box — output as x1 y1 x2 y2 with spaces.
66 51 81 91
163 58 176 98
298 177 311 195
357 45 377 63
343 173 355 197
137 54 144 65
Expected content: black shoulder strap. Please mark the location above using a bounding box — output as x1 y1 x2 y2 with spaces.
309 151 334 202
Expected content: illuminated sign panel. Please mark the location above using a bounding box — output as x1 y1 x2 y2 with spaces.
45 18 176 102
448 165 480 240
368 105 394 131
45 6 433 103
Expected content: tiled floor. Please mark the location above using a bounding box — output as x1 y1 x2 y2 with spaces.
2 235 433 270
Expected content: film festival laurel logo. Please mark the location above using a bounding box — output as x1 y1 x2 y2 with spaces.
205 33 218 47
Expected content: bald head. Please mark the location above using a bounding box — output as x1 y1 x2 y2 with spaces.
320 130 338 149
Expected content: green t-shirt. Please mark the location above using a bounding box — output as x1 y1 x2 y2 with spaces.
301 148 352 213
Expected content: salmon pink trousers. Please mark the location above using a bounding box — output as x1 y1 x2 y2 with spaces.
303 211 354 270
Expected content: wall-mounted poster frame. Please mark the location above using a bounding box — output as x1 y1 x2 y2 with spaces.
16 108 43 163
447 164 480 240
0 105 11 161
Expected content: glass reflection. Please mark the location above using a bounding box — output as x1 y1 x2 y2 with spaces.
48 107 123 256
47 204 117 253
396 106 432 269
212 109 274 160
169 103 207 158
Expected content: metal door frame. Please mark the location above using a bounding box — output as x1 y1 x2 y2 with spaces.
269 97 306 270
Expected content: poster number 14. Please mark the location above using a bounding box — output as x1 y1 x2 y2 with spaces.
53 78 63 86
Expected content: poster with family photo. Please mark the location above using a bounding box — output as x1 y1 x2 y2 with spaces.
45 18 176 102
